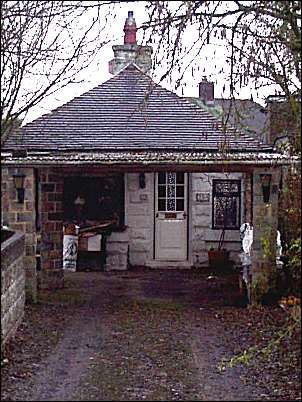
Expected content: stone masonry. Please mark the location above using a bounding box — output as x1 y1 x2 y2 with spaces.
1 230 25 352
105 231 129 271
1 166 265 290
126 173 154 266
38 167 132 280
1 167 37 302
251 166 281 303
38 168 64 289
191 172 245 266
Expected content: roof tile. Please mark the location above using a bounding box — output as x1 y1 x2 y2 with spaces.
3 64 272 152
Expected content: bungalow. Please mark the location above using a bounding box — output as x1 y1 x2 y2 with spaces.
1 12 295 302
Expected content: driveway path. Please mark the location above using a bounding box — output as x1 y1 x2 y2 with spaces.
2 268 295 401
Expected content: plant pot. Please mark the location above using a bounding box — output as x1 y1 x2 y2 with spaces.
208 249 230 268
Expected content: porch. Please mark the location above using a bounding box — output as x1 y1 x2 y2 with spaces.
1 159 283 304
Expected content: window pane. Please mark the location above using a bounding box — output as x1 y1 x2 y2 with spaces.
213 179 241 229
158 199 166 211
176 172 184 184
176 199 184 211
167 198 176 211
167 172 176 185
158 172 166 184
167 184 175 198
214 196 238 228
176 186 184 197
158 186 166 197
214 180 240 196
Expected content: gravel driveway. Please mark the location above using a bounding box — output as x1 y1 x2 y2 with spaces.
1 267 301 401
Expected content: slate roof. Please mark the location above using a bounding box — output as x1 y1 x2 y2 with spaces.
213 98 269 144
185 97 269 145
3 64 272 153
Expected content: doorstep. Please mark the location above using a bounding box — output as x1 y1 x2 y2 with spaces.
147 260 192 269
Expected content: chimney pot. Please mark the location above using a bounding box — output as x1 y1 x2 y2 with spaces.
199 78 214 104
124 10 137 45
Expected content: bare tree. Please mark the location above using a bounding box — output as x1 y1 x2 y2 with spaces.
142 1 301 152
1 0 118 139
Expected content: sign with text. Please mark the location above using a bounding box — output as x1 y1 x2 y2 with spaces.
196 192 210 203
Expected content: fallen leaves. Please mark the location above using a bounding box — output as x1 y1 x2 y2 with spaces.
1 269 301 401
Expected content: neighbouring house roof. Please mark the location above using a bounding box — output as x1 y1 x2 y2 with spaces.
3 64 272 154
186 98 269 144
214 99 269 141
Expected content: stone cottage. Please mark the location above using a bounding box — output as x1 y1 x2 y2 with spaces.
1 12 295 302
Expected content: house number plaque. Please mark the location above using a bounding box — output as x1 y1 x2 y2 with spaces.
196 192 210 202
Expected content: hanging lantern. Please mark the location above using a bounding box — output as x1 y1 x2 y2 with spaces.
260 174 272 203
12 173 26 203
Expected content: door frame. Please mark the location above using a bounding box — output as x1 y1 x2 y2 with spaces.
153 172 190 261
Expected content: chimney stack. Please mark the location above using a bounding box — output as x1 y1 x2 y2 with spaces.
199 77 214 105
109 11 153 75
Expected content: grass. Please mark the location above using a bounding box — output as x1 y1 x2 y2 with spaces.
37 287 87 306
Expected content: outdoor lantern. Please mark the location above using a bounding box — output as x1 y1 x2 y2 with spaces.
260 174 272 203
13 173 26 203
139 173 146 189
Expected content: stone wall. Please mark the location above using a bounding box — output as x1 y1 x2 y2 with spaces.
1 167 37 302
105 231 129 271
111 44 153 74
1 230 25 352
1 167 257 291
251 167 281 303
191 172 245 266
126 172 246 268
126 173 154 266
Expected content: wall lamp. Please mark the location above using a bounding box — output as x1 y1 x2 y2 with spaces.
139 173 146 189
13 173 26 203
260 174 272 203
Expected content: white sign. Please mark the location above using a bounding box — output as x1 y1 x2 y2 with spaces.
196 192 210 202
87 234 102 251
63 234 78 271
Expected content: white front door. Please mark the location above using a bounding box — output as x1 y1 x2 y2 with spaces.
155 172 188 261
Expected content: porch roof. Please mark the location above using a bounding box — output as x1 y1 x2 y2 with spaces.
3 64 273 153
1 150 297 168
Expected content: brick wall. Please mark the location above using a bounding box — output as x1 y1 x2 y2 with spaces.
38 167 133 281
38 168 64 289
1 230 25 352
1 167 37 302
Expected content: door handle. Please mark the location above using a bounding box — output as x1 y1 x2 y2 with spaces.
156 213 159 218
183 212 187 218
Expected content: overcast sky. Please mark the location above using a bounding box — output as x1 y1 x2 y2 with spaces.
23 1 278 124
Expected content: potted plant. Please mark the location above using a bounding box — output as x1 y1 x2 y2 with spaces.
208 228 230 268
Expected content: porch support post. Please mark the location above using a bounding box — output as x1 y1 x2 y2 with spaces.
1 167 37 302
251 166 281 304
39 167 64 289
